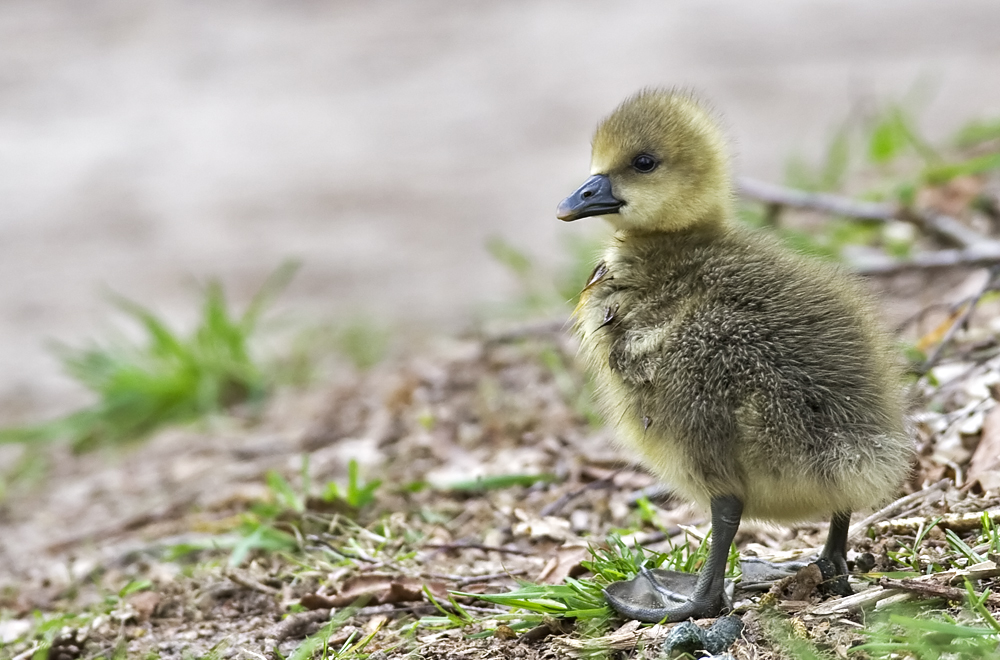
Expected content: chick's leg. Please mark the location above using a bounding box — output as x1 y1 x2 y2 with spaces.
819 511 851 575
604 495 743 622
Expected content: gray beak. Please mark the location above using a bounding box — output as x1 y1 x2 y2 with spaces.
557 174 624 221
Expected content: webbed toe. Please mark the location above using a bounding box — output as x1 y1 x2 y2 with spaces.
603 568 723 623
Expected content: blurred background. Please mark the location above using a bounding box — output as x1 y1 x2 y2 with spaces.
2 0 1000 421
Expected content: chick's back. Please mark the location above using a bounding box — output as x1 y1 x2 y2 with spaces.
576 223 911 521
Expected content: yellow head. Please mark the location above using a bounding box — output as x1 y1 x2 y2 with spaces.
557 89 734 233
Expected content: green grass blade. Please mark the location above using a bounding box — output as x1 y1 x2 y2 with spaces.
444 473 558 492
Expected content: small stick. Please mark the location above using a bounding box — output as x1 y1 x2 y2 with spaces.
540 477 615 517
45 494 199 553
920 265 1000 374
738 177 1000 252
354 603 507 617
900 207 991 250
423 569 526 586
852 247 1000 276
810 586 899 615
878 577 1000 606
224 568 281 595
894 301 957 334
738 177 1000 277
269 608 331 643
738 178 895 223
848 479 950 541
481 318 570 344
422 542 532 556
869 509 1000 536
619 530 670 547
239 649 268 660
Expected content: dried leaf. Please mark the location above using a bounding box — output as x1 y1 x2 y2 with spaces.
300 593 337 610
916 307 965 353
916 176 983 217
555 619 671 653
127 591 162 621
511 508 574 542
969 405 1000 491
784 564 823 601
535 543 591 584
300 574 449 609
494 625 516 640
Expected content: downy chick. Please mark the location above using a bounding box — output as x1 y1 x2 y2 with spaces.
557 90 911 622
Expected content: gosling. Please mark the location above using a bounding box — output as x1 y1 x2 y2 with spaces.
557 89 911 622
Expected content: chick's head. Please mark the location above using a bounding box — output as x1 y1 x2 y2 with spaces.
558 90 733 233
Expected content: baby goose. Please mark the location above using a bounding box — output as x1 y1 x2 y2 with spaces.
557 90 911 622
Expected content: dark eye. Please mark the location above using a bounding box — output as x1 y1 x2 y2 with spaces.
631 154 658 173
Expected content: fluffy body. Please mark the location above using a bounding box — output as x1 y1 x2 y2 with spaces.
575 225 910 520
571 90 911 523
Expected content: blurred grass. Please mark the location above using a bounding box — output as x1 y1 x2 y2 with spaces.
785 123 852 192
275 316 392 387
787 97 1000 194
954 117 1000 150
0 263 297 452
486 232 605 318
766 98 1000 268
853 607 1000 659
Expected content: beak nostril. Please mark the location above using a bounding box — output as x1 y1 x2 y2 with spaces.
558 174 621 221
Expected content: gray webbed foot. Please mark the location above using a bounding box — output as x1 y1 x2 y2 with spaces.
604 495 743 623
604 568 724 623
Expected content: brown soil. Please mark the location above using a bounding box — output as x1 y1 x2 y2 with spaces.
3 315 1000 658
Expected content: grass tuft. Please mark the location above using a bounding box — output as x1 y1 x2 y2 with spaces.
444 473 558 493
0 263 297 451
286 601 370 660
447 531 736 635
853 610 1000 659
322 459 383 509
954 116 1000 149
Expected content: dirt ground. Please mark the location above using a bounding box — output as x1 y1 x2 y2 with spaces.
3 315 1000 659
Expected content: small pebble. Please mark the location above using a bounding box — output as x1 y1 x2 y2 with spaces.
660 621 706 655
704 615 743 654
855 552 876 573
815 558 853 597
659 616 743 657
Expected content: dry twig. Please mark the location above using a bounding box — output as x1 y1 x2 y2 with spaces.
268 609 331 643
554 620 670 654
424 569 526 586
869 509 1000 536
422 542 532 556
878 576 1000 606
224 568 281 595
481 318 569 344
810 586 903 615
540 477 615 517
738 178 895 223
848 479 950 541
739 177 995 250
854 247 1000 276
921 265 1000 373
738 177 1000 274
